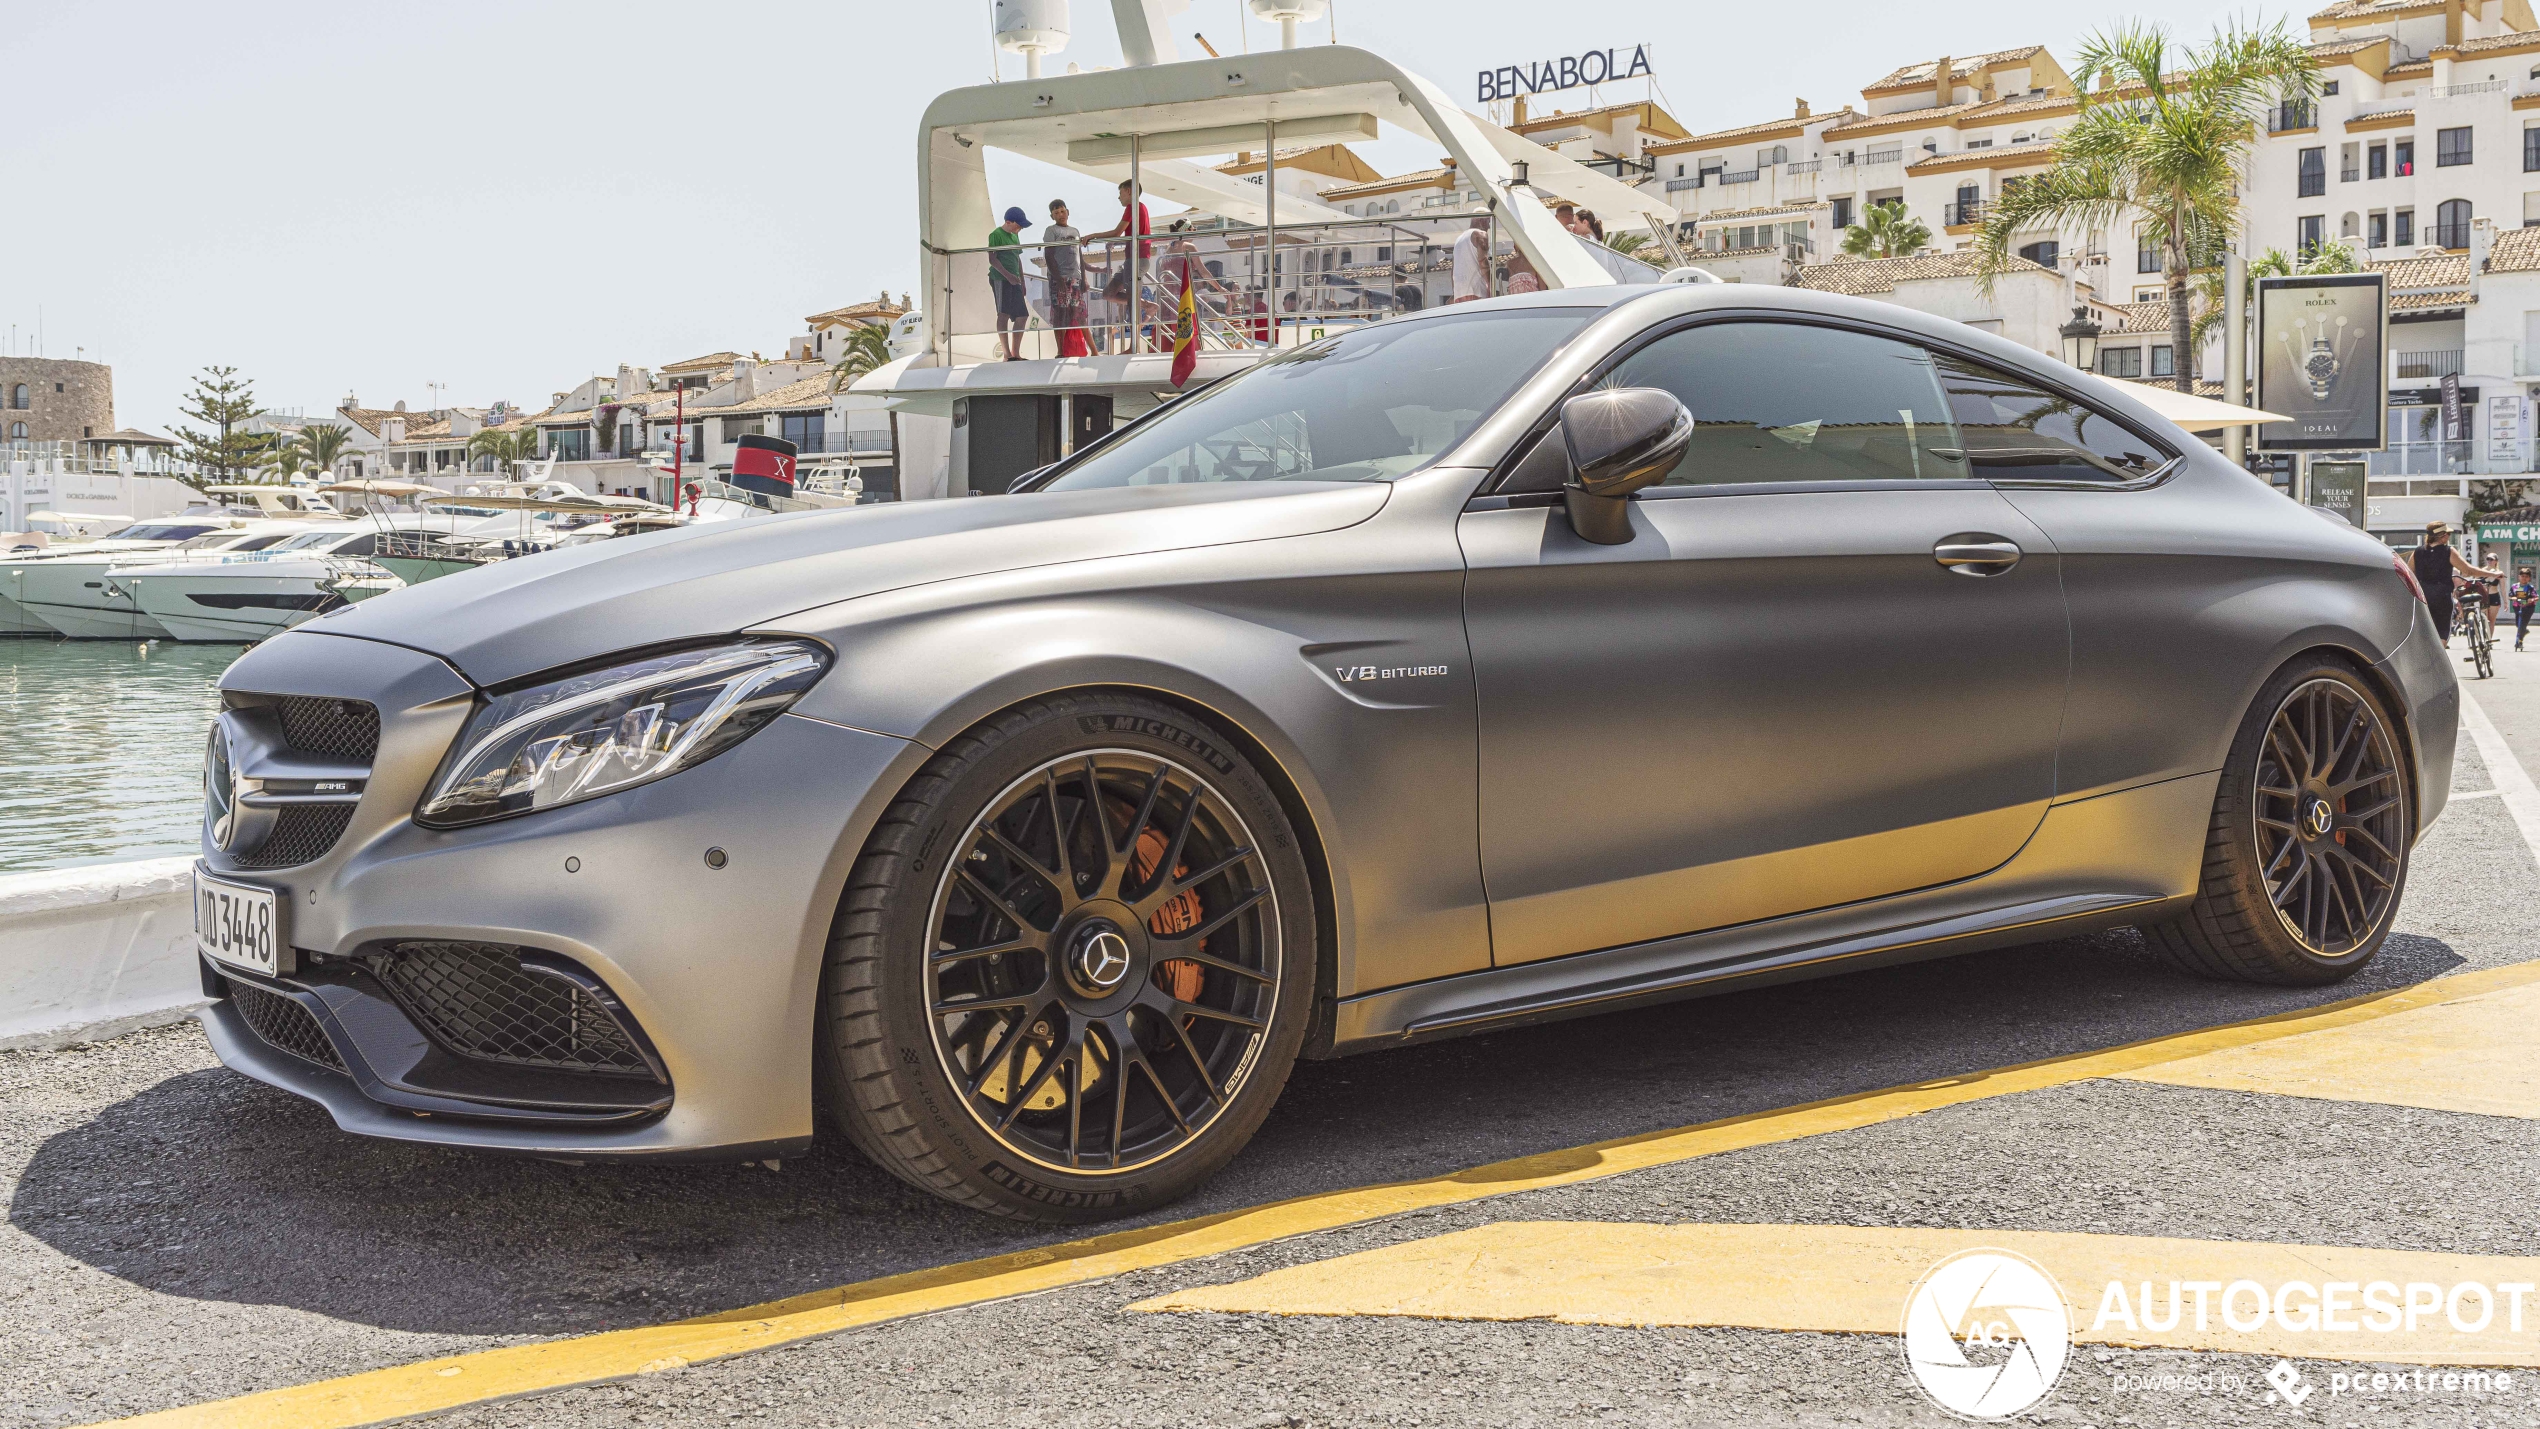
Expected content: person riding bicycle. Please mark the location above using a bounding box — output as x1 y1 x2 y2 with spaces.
2410 522 2501 647
2513 565 2537 652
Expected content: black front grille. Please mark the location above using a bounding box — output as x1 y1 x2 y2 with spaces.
230 983 345 1072
277 697 379 762
234 804 355 869
373 942 656 1078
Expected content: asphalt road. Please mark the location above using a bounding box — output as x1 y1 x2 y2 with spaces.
6 636 2538 1428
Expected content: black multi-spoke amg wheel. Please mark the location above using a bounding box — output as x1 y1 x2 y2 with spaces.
2149 659 2411 985
817 694 1314 1221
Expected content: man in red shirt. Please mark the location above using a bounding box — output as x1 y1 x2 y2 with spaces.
1096 179 1155 349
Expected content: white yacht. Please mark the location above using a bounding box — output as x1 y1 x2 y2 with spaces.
114 522 424 644
0 516 245 635
11 520 335 639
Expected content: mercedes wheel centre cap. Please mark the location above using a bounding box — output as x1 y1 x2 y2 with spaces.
1070 925 1133 992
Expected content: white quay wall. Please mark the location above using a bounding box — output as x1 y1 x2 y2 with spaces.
0 856 207 1050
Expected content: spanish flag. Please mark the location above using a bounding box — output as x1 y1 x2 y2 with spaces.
1168 269 1198 388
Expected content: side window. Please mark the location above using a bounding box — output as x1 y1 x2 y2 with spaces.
1600 322 1968 485
332 534 378 557
1932 352 2170 480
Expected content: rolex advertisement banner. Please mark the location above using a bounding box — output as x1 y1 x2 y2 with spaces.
2255 272 2388 451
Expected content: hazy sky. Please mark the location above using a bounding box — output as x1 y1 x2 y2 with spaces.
8 0 2253 431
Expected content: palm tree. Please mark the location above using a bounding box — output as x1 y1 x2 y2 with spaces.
1841 202 1931 260
1605 231 1651 257
1974 18 2318 391
828 322 896 392
466 427 539 478
295 421 355 475
2190 240 2360 351
261 440 310 483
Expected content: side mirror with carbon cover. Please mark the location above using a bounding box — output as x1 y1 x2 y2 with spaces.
1558 387 1692 545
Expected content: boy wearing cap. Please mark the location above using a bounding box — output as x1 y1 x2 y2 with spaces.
990 207 1030 359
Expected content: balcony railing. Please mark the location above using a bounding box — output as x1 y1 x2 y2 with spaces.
2395 349 2465 380
2429 80 2506 97
1717 168 1760 186
785 431 894 456
2267 102 2317 132
1663 175 1703 192
2430 223 2471 250
1784 159 1821 175
2341 164 2361 182
1943 200 1986 226
1859 146 1903 166
2368 441 2473 476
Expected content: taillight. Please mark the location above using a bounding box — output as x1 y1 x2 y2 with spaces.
2392 552 2426 603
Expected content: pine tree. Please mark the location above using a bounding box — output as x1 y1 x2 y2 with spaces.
170 366 272 491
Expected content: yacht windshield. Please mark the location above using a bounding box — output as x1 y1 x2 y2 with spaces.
1041 307 1598 490
118 523 220 542
271 532 343 551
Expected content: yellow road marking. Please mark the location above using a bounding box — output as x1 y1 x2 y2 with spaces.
2119 977 2540 1118
94 958 2540 1429
1131 1221 2540 1368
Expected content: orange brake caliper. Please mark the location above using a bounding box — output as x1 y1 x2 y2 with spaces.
1136 824 1206 1003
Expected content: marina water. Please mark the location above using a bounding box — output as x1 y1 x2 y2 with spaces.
0 639 235 873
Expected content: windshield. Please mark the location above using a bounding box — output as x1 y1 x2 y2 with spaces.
1041 307 1597 490
271 532 347 551
120 523 219 542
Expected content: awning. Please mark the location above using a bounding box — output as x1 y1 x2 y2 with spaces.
2124 385 2293 432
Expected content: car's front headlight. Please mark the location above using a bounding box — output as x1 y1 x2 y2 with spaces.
417 639 830 828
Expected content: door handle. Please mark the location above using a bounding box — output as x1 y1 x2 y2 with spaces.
1933 536 2023 576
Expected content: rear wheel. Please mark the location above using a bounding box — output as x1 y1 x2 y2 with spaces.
2147 658 2411 985
816 693 1315 1222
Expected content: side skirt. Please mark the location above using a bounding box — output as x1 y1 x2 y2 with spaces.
1328 771 2218 1055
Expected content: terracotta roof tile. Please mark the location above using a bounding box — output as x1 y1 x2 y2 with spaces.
1651 109 1861 154
2309 0 2444 19
1686 203 1828 226
2486 224 2540 273
659 350 743 373
1865 46 2048 93
2373 251 2470 289
1789 250 2048 295
1821 100 1991 137
1907 138 2058 172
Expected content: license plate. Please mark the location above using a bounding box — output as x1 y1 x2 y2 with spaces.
194 865 284 977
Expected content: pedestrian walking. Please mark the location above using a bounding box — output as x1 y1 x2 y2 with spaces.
1450 216 1490 302
2411 522 2501 647
1041 199 1091 358
989 206 1031 360
2513 565 2537 650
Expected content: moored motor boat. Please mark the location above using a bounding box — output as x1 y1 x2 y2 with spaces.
0 517 249 636
11 520 334 639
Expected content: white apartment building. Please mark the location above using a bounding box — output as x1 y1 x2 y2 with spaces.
1641 49 2087 284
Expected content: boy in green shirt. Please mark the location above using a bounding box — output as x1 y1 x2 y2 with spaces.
990 207 1030 359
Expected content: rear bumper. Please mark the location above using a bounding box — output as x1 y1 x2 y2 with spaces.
2379 616 2460 837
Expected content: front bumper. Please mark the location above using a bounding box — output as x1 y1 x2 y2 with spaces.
201 631 918 1158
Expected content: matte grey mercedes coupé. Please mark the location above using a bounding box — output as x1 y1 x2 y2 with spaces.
192 285 2457 1221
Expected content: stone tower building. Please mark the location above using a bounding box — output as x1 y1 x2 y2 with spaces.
0 357 115 451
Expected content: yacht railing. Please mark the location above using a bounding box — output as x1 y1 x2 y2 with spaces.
927 214 1612 363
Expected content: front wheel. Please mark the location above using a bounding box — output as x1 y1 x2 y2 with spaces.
2146 658 2411 985
816 694 1316 1222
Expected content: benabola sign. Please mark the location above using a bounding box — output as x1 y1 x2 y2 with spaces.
1478 45 1653 103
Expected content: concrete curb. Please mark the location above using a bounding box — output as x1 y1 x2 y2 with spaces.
0 855 208 1051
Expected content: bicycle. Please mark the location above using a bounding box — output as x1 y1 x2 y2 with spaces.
2463 578 2499 680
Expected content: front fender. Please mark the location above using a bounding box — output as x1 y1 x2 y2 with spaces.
767 477 1493 1000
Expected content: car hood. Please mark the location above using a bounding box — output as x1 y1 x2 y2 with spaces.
317 481 1390 686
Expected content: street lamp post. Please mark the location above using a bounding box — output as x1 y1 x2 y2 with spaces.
2059 306 2102 373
